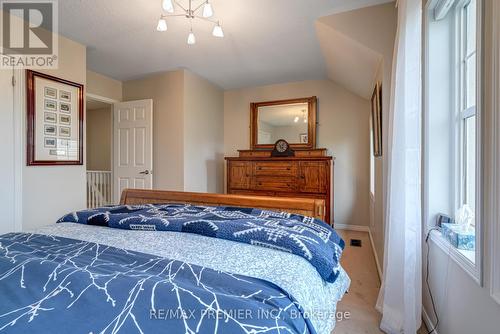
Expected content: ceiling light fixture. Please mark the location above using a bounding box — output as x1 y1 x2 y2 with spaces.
294 116 299 123
187 30 196 45
162 0 174 13
212 22 224 37
157 0 224 45
156 18 168 31
202 1 213 18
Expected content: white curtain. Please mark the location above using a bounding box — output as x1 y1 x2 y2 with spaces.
376 0 422 333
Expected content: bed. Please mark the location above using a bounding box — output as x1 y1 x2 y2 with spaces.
0 189 350 334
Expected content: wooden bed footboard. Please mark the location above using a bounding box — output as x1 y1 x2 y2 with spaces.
120 189 326 221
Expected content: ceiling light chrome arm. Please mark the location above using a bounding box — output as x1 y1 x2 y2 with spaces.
160 13 188 19
172 0 187 12
193 15 219 25
192 0 208 13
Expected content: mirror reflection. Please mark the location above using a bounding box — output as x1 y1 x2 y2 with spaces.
257 102 309 145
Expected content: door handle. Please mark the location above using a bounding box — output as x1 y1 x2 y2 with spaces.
139 170 151 175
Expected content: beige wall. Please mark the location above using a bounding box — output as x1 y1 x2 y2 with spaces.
87 70 122 101
183 71 224 193
371 60 385 273
123 70 185 191
22 35 87 230
123 70 224 193
86 107 112 171
224 79 370 226
321 2 397 267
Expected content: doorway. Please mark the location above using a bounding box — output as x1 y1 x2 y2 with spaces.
86 96 113 208
85 96 154 208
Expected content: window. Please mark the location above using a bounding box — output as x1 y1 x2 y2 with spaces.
424 0 482 282
452 0 479 265
458 0 477 228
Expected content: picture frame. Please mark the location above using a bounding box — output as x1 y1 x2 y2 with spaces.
27 70 84 166
59 114 71 125
59 90 71 102
59 126 71 137
44 137 56 148
44 124 57 135
299 133 308 144
59 102 71 113
44 99 57 111
44 87 57 99
44 112 57 123
371 82 383 157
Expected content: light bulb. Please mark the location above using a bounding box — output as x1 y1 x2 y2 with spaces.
212 24 224 38
202 2 213 18
294 116 299 123
162 0 174 13
187 31 196 45
156 18 167 31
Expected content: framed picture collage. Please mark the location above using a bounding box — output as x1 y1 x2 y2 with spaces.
27 70 84 166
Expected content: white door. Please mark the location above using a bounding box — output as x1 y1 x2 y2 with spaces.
113 99 153 203
0 60 15 234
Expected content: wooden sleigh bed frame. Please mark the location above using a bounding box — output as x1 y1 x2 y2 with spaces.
120 189 326 221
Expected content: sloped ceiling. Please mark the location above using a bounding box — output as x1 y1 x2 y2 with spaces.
57 0 394 90
316 2 397 99
316 22 382 99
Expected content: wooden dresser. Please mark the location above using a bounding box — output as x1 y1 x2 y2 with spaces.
225 149 333 224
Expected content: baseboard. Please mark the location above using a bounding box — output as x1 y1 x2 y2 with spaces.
334 224 383 279
368 228 383 280
334 223 370 232
422 307 438 334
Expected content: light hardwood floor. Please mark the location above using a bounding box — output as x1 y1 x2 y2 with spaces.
333 230 427 334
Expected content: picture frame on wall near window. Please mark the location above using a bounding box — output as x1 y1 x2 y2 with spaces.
26 70 84 166
371 82 382 157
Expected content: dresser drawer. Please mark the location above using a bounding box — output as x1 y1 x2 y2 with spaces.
225 155 333 225
254 162 297 176
227 161 252 190
254 177 296 191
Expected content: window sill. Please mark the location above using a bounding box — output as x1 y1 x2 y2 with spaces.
428 229 481 285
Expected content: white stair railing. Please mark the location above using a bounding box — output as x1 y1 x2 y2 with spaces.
87 171 112 208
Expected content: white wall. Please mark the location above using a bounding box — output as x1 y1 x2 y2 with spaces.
224 79 370 226
422 1 500 333
22 36 87 230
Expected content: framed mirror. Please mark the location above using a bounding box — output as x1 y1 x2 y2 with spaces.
250 96 317 150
